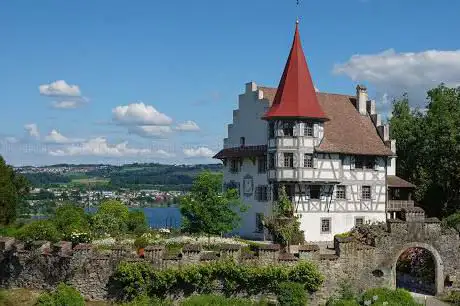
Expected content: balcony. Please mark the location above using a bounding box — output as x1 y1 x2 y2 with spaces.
387 199 415 211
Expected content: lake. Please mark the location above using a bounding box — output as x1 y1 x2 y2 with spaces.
86 206 182 229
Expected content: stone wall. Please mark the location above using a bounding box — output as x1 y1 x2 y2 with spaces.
0 218 459 305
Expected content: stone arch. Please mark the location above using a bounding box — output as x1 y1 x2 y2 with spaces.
390 242 444 295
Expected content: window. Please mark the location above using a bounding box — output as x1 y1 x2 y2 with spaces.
310 185 321 199
321 218 331 234
355 156 375 169
225 181 240 194
268 123 275 139
255 185 269 202
282 122 294 137
283 153 294 168
304 122 313 137
355 217 365 227
268 153 275 169
255 213 264 233
336 185 346 199
362 186 371 200
230 159 239 173
240 137 245 146
258 156 267 173
304 154 313 168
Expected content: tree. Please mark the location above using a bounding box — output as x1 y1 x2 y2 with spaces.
54 204 90 238
264 186 303 252
390 85 460 216
0 156 30 225
126 210 148 234
91 199 129 236
179 171 246 238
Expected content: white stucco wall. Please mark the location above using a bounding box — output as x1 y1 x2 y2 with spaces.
299 211 386 242
223 157 272 239
225 82 270 148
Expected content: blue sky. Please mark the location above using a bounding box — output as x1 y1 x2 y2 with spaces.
1 0 459 166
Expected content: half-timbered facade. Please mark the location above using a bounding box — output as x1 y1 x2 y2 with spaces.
213 22 415 242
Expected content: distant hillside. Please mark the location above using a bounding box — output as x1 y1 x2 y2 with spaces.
20 163 223 191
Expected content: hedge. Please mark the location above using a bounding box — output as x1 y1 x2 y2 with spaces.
113 260 323 301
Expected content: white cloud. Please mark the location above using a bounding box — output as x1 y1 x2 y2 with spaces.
333 49 460 103
49 137 174 158
44 129 84 144
39 80 81 97
112 102 172 126
24 124 40 139
183 147 215 158
128 125 173 138
52 100 81 109
175 120 200 132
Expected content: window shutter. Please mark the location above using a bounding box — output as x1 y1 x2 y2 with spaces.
346 185 352 200
313 157 319 169
372 185 377 201
277 152 283 167
313 124 319 138
267 185 272 201
358 185 362 200
350 156 356 170
293 153 298 167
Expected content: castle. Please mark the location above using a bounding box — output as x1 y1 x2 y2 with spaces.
213 22 416 242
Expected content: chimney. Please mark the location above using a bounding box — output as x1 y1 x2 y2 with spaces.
356 85 368 115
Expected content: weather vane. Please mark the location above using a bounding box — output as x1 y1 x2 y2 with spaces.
296 0 302 23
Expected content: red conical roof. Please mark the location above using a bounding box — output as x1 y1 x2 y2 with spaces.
262 22 327 121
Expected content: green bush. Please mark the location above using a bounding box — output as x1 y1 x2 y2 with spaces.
180 294 254 306
442 213 460 232
359 288 418 306
36 283 85 306
91 200 129 237
127 210 148 234
17 220 60 242
113 260 323 301
277 282 308 306
442 291 460 305
120 294 173 306
326 299 359 306
134 235 150 250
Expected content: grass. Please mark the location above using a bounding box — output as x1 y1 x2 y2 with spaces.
71 178 110 185
0 289 114 306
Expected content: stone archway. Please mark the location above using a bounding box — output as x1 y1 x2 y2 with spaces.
390 242 444 295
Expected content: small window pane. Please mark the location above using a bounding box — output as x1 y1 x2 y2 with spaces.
269 123 275 139
230 160 239 173
362 186 371 200
304 154 313 168
304 122 313 137
268 153 275 169
355 217 364 227
258 156 267 173
256 213 264 233
283 122 294 136
321 218 331 233
284 153 294 168
336 185 346 199
240 137 245 146
310 185 321 199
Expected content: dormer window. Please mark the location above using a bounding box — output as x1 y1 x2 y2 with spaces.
282 122 294 137
304 122 313 137
240 137 245 147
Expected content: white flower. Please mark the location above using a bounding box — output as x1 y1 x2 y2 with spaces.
364 300 372 306
382 302 388 306
373 295 378 301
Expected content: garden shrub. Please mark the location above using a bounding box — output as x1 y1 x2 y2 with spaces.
113 260 323 301
180 294 254 306
359 288 418 306
36 283 85 306
120 294 173 306
16 220 60 242
54 204 89 239
127 210 148 234
276 282 308 306
442 291 460 305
